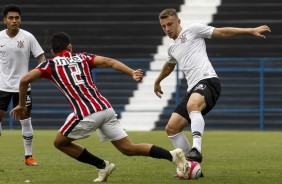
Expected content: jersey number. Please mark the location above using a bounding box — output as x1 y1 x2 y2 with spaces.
68 63 84 85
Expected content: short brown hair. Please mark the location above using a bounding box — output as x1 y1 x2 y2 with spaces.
159 8 178 19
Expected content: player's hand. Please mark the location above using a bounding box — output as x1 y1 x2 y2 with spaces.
133 69 143 82
10 105 27 121
154 83 163 98
252 25 271 39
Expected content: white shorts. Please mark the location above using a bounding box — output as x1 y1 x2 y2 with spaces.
62 108 128 141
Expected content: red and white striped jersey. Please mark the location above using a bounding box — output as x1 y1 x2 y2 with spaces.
36 50 112 119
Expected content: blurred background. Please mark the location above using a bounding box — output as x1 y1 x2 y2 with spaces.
1 0 282 131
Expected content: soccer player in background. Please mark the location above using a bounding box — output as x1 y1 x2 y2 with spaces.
11 32 190 182
154 8 271 163
0 4 45 165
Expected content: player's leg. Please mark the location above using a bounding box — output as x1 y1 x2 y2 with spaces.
187 78 221 163
112 136 166 156
165 94 192 157
97 108 189 178
14 90 37 165
186 92 206 163
0 90 13 136
111 136 189 178
54 131 115 183
54 132 103 164
58 112 115 182
20 112 38 166
0 110 4 136
56 113 106 166
166 113 191 157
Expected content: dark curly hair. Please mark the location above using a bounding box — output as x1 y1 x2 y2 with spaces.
51 32 71 54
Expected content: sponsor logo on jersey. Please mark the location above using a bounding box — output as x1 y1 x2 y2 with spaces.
53 55 84 66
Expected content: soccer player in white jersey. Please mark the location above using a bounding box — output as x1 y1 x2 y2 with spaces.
154 8 271 164
0 4 45 165
11 32 190 182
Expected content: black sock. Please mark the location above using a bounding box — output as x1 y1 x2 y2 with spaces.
25 155 32 159
77 148 105 169
149 145 173 161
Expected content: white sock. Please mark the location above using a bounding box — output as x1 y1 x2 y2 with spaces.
168 132 190 157
20 117 33 156
189 111 205 153
0 122 2 136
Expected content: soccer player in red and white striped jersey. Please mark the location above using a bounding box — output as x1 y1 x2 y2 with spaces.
11 32 190 182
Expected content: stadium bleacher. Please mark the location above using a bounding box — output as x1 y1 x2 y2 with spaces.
0 0 184 128
1 0 281 130
206 0 282 57
1 0 184 58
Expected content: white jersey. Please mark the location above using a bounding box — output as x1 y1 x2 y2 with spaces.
167 23 218 92
0 29 44 92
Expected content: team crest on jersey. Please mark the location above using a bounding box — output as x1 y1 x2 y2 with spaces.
194 84 206 91
17 40 24 49
180 34 187 43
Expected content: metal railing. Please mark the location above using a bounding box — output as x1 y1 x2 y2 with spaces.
92 57 282 130
6 57 282 130
210 58 282 130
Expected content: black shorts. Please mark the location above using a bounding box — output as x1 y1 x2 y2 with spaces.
0 90 32 111
174 77 221 123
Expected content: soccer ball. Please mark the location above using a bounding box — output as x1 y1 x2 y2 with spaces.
176 160 202 179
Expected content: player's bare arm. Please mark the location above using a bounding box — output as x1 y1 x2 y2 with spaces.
10 69 41 120
154 62 176 98
212 25 271 39
94 55 143 82
36 54 46 63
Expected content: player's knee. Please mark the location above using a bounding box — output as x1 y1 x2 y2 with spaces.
187 103 198 112
165 124 178 135
187 100 205 113
53 139 64 150
53 140 60 149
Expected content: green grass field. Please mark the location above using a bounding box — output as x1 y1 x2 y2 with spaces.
0 130 281 184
